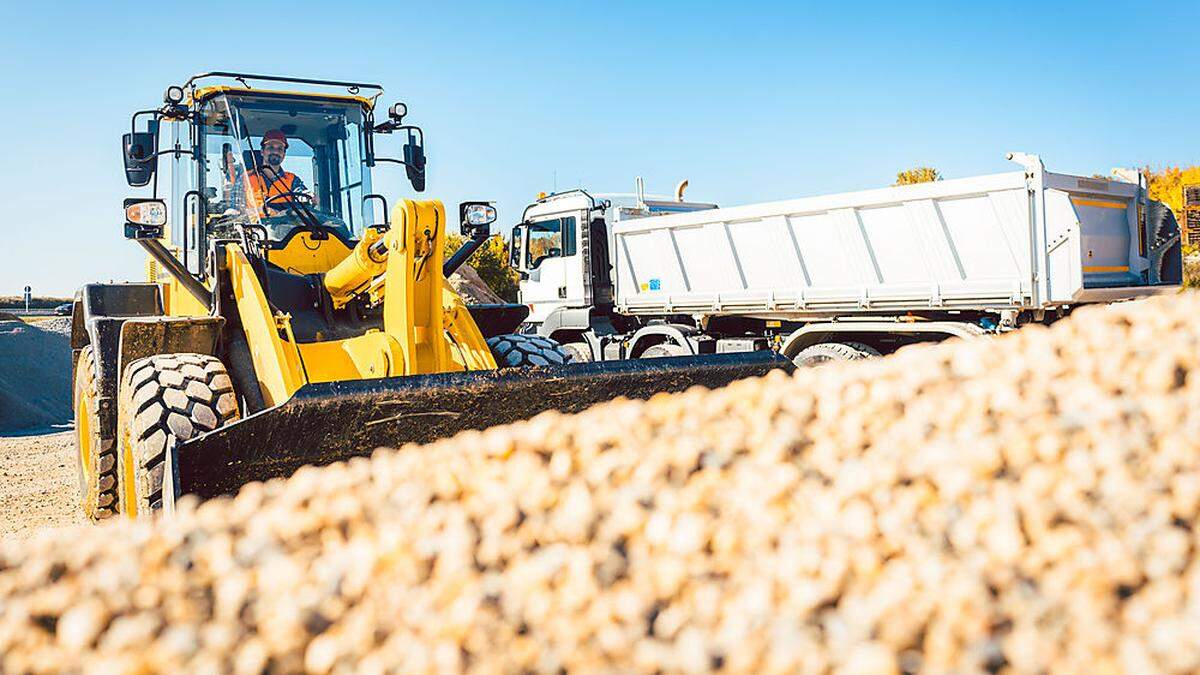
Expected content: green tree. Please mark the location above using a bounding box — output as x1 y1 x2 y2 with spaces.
895 167 941 185
443 233 520 302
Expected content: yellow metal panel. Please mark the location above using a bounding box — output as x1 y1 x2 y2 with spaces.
225 244 307 405
441 283 497 371
190 86 376 110
1082 265 1131 273
1070 197 1128 210
162 277 210 318
384 200 452 375
324 227 387 308
266 232 354 275
297 332 406 382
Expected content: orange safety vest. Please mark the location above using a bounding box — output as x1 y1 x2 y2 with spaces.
246 170 300 213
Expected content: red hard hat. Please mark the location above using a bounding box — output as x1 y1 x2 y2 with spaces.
261 130 289 148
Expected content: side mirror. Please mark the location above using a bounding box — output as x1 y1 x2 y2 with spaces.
123 198 167 240
510 224 525 269
122 124 159 187
403 130 426 192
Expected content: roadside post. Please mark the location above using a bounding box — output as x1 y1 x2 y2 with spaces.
23 286 31 314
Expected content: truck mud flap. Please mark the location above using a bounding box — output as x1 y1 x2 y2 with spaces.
171 351 792 500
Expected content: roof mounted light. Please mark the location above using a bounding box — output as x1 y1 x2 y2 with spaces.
388 102 407 122
164 86 185 105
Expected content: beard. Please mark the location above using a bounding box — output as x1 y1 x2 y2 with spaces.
264 153 284 170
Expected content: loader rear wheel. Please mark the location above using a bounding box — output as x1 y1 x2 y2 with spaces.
792 342 873 367
116 353 240 519
487 334 571 368
73 346 117 521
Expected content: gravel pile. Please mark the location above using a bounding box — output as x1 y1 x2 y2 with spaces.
0 318 72 433
1 294 1199 672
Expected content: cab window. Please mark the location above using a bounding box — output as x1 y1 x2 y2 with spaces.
526 217 576 268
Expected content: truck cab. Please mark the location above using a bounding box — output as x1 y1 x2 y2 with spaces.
511 187 717 330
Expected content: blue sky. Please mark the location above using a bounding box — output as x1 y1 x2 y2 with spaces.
3 1 1198 295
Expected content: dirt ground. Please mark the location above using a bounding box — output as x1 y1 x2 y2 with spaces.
0 431 86 540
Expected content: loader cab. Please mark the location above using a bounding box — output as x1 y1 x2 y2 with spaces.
185 90 374 273
123 73 427 299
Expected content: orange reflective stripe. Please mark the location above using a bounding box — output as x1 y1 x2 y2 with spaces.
246 172 297 211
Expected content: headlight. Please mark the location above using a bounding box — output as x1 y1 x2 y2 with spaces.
465 204 496 226
164 86 185 105
126 200 167 227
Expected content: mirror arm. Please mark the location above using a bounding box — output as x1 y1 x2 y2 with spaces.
443 225 492 278
129 109 162 137
131 147 193 165
372 157 425 176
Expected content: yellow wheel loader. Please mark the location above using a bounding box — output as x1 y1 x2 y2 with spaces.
69 72 788 520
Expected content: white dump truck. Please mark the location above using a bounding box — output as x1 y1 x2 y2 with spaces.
509 154 1182 365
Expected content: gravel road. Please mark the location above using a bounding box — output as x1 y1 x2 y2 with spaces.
0 431 86 539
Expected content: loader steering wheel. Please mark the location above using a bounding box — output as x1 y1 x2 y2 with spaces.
263 191 314 208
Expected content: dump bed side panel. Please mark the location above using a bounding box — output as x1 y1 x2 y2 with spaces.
613 172 1035 316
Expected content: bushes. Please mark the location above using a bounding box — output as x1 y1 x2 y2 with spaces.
894 166 941 185
443 233 520 302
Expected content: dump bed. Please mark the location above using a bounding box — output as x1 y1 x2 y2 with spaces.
611 155 1181 318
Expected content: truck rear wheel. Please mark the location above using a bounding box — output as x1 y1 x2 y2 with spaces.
487 334 571 368
73 346 117 521
116 353 240 519
792 342 874 367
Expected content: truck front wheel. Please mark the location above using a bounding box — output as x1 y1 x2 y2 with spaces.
792 342 876 367
639 342 690 358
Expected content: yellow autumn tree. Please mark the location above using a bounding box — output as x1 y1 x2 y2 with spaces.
443 233 521 302
895 167 941 185
1143 166 1200 220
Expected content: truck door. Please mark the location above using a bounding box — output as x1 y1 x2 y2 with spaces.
588 217 613 306
521 216 578 324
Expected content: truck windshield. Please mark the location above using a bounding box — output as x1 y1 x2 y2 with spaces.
198 93 374 242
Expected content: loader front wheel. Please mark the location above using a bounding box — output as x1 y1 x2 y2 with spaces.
116 354 240 519
73 346 117 521
487 334 572 368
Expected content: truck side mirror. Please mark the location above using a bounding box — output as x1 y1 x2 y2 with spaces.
510 224 525 269
403 130 425 192
122 121 159 187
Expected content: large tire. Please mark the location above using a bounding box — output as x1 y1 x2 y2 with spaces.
116 354 239 519
792 342 873 368
73 346 117 521
639 342 690 358
487 334 571 368
561 341 592 363
845 342 881 357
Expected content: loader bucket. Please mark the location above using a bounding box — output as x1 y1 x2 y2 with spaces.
170 352 792 500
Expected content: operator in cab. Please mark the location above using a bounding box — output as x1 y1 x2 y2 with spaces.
247 129 310 216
